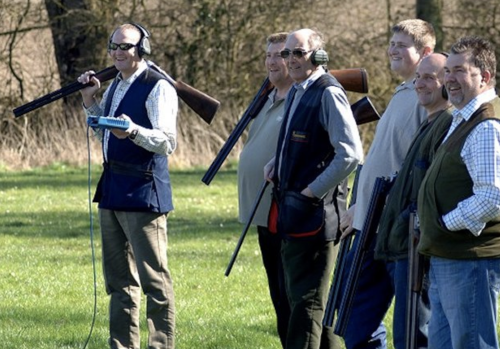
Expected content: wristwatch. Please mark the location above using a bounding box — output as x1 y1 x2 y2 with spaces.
128 128 139 140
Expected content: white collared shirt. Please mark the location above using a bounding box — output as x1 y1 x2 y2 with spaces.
442 89 500 236
85 60 178 161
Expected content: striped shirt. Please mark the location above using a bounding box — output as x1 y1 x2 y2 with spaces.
442 88 500 236
85 60 178 161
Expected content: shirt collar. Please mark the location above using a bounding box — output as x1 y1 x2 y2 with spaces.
395 79 416 93
268 88 277 103
117 60 147 84
452 88 497 120
293 69 324 91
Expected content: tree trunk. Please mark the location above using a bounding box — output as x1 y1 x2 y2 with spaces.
43 0 110 122
416 0 444 52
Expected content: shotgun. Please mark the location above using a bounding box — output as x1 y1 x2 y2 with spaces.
330 68 368 94
225 180 270 277
323 164 363 327
13 62 221 125
201 77 273 185
201 68 378 185
350 96 380 125
13 66 118 118
406 212 424 349
333 176 394 337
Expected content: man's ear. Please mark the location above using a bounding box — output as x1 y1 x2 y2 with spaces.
481 70 492 86
422 46 433 58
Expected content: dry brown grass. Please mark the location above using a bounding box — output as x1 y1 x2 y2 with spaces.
2 0 499 170
0 101 244 171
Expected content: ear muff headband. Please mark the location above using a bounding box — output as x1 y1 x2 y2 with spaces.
109 23 151 57
131 23 151 57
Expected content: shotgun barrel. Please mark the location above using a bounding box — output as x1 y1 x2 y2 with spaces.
225 180 270 277
13 62 221 124
202 68 378 185
13 66 118 118
406 212 424 349
201 77 274 185
334 176 394 337
323 164 363 327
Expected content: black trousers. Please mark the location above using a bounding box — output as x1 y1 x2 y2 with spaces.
257 225 290 347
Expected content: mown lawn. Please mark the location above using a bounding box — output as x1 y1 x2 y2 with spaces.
0 165 285 349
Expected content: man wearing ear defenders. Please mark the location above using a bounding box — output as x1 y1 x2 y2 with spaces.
78 23 177 349
264 28 363 349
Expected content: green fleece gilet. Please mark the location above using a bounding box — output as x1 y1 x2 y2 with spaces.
418 97 500 259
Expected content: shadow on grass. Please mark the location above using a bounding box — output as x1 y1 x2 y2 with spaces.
0 210 94 238
0 168 95 189
1 167 241 241
0 210 242 240
0 167 239 190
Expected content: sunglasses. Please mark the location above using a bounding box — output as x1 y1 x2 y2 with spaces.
280 49 313 59
108 42 137 51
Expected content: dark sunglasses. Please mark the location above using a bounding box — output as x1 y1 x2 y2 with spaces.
108 42 137 51
280 49 312 59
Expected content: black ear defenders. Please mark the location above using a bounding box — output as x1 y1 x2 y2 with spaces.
441 85 448 100
311 48 329 66
109 23 151 57
131 23 151 57
438 52 449 100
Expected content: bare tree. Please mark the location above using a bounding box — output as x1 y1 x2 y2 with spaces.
2 0 499 169
416 0 444 51
43 0 118 120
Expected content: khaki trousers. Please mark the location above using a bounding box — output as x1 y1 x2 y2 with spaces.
99 209 175 349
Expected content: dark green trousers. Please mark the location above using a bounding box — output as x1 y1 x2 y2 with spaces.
281 238 341 349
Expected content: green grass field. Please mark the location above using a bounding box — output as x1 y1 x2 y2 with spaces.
0 165 393 349
0 165 284 349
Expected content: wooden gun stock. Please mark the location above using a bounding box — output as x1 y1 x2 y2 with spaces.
147 61 220 124
202 68 373 185
351 96 380 125
330 68 368 94
13 63 220 124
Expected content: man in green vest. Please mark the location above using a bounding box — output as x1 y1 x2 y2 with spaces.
418 36 500 349
337 19 435 349
374 52 452 347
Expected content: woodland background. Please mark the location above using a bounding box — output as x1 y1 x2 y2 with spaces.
0 0 499 170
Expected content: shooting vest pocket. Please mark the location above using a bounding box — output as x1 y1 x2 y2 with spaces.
269 190 325 239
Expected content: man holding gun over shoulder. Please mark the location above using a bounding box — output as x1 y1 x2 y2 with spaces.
78 23 177 349
264 28 363 349
237 31 293 347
